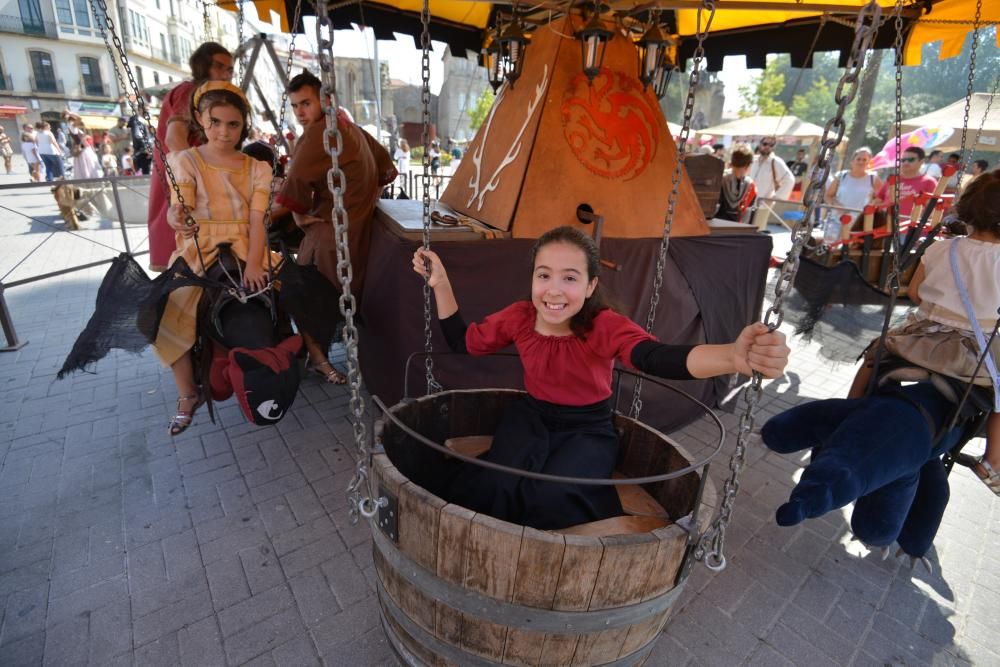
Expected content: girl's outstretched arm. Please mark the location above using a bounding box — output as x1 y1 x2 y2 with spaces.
412 248 458 318
686 323 789 379
243 209 268 291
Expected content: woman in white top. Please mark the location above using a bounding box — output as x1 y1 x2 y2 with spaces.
66 114 100 179
825 147 882 213
34 121 64 181
393 138 410 194
20 125 41 182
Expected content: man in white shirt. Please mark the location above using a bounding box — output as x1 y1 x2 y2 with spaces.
749 136 794 229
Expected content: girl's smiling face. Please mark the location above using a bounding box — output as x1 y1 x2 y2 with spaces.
531 241 598 336
196 103 244 150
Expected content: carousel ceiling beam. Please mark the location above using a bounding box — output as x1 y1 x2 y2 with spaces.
456 0 922 18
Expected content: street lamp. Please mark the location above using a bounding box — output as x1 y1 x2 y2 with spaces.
636 20 671 92
485 30 505 93
496 11 530 87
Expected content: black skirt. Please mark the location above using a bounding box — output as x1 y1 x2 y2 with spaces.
447 395 623 530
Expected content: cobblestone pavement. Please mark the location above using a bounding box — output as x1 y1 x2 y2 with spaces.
0 166 997 666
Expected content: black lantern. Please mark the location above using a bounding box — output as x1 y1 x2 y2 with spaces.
652 61 676 99
636 21 671 91
496 12 530 87
485 32 505 93
576 4 613 83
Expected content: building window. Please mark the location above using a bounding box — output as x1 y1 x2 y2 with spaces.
128 10 149 45
153 71 160 85
80 56 104 96
135 65 144 89
29 50 58 92
55 0 92 34
18 0 46 33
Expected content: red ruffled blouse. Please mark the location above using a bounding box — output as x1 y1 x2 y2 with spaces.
465 301 656 406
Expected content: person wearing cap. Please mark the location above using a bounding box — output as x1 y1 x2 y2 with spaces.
108 117 131 163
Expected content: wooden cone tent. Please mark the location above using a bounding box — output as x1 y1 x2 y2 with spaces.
440 15 708 239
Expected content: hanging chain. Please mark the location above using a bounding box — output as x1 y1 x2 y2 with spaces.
203 0 211 40
693 0 883 572
91 0 202 248
969 73 1000 169
629 0 716 419
954 0 982 197
263 0 304 229
315 2 377 525
419 0 441 395
236 0 247 84
887 0 905 294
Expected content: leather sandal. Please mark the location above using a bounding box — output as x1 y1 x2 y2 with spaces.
309 360 347 385
168 393 205 436
974 457 1000 497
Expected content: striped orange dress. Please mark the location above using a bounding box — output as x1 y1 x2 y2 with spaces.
153 147 273 366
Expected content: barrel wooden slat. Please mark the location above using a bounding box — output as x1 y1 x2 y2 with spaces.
572 628 632 665
538 633 581 667
641 524 689 601
376 526 440 640
501 528 567 665
461 513 524 660
550 534 604 612
617 614 669 660
399 480 445 573
435 503 476 646
590 532 662 610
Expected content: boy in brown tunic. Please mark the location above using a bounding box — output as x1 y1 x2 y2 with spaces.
277 71 396 383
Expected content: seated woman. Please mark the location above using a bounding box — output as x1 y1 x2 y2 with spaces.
762 172 1000 556
413 226 789 530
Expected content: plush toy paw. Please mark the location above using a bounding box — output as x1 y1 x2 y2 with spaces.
775 499 807 527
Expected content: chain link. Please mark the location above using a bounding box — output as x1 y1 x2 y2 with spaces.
968 73 1000 168
886 0 905 295
315 5 371 525
419 0 441 396
954 0 983 195
236 0 247 84
203 0 211 40
693 0 883 571
629 0 716 420
91 0 203 261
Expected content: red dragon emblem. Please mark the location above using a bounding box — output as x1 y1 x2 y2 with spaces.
561 68 659 181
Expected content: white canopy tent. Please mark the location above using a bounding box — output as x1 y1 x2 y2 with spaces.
694 115 826 145
901 93 1000 153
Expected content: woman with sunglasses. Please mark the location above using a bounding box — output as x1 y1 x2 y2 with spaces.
874 146 938 218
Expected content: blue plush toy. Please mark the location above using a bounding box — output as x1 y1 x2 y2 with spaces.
761 376 982 562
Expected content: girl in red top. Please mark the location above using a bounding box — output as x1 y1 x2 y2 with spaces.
413 226 789 530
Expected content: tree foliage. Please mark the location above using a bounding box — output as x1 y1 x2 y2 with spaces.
468 88 495 131
738 63 786 116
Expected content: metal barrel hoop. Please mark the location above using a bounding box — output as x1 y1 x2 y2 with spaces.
695 0 883 571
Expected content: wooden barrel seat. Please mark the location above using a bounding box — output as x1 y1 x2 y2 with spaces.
371 389 717 667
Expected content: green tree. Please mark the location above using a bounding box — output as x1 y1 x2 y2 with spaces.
738 64 786 117
468 88 495 131
790 76 838 126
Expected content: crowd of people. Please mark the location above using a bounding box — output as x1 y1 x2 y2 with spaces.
708 137 994 228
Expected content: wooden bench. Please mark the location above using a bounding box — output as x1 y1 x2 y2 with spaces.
444 435 671 536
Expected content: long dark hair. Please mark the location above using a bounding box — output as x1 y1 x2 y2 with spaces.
529 226 611 339
190 88 251 149
957 170 1000 237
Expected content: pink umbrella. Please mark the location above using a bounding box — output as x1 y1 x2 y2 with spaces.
869 126 955 170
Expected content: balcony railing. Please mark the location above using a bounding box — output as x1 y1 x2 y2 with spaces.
82 81 111 98
30 76 64 94
0 13 58 38
0 74 13 91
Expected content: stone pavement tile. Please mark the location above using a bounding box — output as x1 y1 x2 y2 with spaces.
46 575 128 629
206 556 252 612
126 539 167 592
49 553 125 600
51 527 90 574
43 611 89 667
131 588 214 647
87 598 133 664
746 643 796 667
0 582 48 647
240 543 284 595
666 598 759 666
216 477 255 517
966 585 1000 630
728 582 785 639
288 567 342 629
645 633 692 667
1 535 53 574
870 611 954 665
777 603 857 665
320 550 373 609
271 632 321 666
880 574 932 630
135 632 181 667
257 498 299 537
162 529 204 580
279 533 349 579
791 571 842 621
217 584 294 638
763 623 839 667
284 485 325 524
124 508 192 550
198 519 269 566
223 606 306 665
812 553 887 608
270 515 337 557
0 561 50 599
0 630 44 666
132 567 210 618
178 615 227 667
310 594 380 658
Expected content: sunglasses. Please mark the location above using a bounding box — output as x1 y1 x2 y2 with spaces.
900 157 919 163
760 142 775 148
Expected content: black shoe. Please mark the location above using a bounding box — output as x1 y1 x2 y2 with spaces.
76 212 89 221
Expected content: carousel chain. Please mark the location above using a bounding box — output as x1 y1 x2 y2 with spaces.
263 0 305 228
954 0 983 195
969 73 1000 168
886 0 905 295
628 0 716 420
203 0 211 40
91 0 203 250
693 0 883 572
237 0 247 83
314 3 377 524
420 0 441 396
